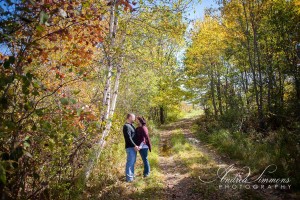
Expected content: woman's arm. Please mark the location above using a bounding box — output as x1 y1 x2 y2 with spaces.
138 127 147 146
143 126 152 151
139 127 149 149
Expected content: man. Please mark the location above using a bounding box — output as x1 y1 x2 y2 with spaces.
123 113 139 182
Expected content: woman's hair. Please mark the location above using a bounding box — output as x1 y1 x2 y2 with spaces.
137 116 146 126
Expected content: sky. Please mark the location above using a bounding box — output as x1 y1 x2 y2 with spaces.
183 0 219 34
189 0 218 21
175 1 219 65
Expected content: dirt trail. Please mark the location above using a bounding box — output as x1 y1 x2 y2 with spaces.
89 117 298 200
158 117 296 200
159 117 213 199
159 124 196 199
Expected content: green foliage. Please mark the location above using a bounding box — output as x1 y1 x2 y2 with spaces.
116 5 186 125
195 118 300 190
0 162 6 185
219 109 243 130
184 0 300 131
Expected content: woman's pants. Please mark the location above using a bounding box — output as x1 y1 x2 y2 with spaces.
139 148 150 177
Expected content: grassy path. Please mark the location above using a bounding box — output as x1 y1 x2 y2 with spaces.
158 117 295 200
86 117 296 199
158 117 231 200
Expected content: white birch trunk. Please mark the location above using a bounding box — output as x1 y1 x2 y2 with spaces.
84 0 125 180
100 0 116 122
84 0 116 180
109 66 121 116
84 68 122 180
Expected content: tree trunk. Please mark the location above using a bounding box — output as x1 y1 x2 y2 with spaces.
84 0 122 180
241 69 250 108
216 69 223 115
160 106 165 124
242 1 259 110
224 67 229 111
242 1 264 130
294 57 300 115
110 66 122 116
210 65 218 116
250 1 265 131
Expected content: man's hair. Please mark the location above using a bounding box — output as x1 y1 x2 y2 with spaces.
126 113 135 119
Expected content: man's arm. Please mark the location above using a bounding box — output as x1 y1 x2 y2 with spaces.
128 126 140 151
124 125 138 147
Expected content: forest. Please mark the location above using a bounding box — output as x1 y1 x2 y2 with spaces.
0 0 299 199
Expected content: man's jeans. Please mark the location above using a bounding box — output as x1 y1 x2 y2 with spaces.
125 147 137 182
139 148 150 177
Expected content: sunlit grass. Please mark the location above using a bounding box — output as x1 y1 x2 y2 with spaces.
196 129 272 173
168 129 227 197
170 129 213 173
168 129 266 199
130 133 165 199
194 122 300 190
181 108 204 119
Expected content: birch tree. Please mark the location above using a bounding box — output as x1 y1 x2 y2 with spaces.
84 0 130 180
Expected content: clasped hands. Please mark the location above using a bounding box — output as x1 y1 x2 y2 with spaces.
134 146 140 151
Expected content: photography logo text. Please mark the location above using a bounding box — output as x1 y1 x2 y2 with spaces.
199 164 291 190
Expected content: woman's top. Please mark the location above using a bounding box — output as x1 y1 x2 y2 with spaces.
135 126 152 152
139 141 148 149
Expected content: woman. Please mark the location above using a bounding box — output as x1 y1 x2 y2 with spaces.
136 116 151 177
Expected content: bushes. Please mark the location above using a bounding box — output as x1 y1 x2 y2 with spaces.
195 119 300 190
219 109 243 130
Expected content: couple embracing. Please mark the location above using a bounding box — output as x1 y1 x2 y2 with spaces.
123 113 152 182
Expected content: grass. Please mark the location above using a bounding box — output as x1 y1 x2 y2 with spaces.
170 130 210 167
170 129 208 169
168 129 245 199
82 129 165 200
168 128 279 200
81 117 298 199
194 117 300 191
130 133 165 199
182 108 204 119
196 128 273 173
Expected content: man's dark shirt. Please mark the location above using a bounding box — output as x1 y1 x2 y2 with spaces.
123 123 137 148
